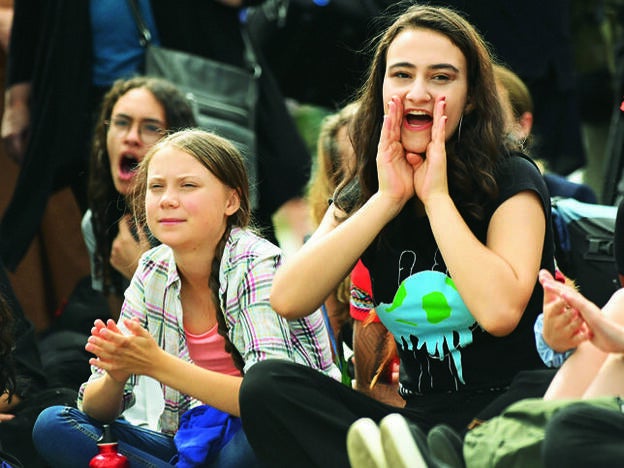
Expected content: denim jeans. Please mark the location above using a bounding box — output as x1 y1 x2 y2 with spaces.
33 405 263 468
33 406 176 468
209 428 264 467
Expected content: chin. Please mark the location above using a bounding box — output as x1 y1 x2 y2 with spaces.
158 238 182 250
403 143 428 155
401 134 430 154
113 180 131 196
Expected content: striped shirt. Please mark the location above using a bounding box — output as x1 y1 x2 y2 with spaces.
78 227 339 435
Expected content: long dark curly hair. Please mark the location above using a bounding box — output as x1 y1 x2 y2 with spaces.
88 76 196 295
0 294 16 401
339 3 521 220
132 129 252 373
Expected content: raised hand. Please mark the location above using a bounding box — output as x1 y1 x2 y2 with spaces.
110 215 151 280
412 96 449 206
376 95 417 208
561 287 624 354
539 269 590 352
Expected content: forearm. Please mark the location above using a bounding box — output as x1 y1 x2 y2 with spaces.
81 374 126 422
0 7 13 52
151 352 242 416
426 193 542 335
271 194 399 318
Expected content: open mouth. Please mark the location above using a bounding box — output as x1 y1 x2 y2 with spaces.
119 154 140 176
405 113 433 126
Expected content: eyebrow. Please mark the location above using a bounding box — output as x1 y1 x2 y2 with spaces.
388 62 460 73
147 174 201 181
113 113 166 125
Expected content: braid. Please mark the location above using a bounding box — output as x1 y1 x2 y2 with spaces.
209 227 245 374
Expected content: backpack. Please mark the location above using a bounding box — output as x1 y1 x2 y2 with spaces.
463 396 621 468
551 197 619 307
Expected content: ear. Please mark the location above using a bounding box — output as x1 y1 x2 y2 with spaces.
518 111 533 138
464 99 475 114
224 188 241 217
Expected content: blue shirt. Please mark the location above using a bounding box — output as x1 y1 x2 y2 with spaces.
90 0 160 86
533 313 574 368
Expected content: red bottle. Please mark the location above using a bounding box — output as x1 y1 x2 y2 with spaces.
89 424 129 468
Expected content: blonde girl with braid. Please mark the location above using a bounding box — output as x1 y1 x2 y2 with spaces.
32 129 339 468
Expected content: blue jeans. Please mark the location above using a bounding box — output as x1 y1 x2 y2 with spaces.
33 406 176 467
33 406 263 468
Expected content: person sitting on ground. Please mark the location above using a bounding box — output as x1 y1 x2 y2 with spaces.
0 259 76 468
84 76 196 319
493 63 598 204
79 76 198 429
32 129 339 467
0 286 17 463
308 102 401 399
237 4 555 467
307 102 358 361
539 272 624 467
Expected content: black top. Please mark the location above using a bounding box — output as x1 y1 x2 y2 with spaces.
615 198 624 276
363 155 554 397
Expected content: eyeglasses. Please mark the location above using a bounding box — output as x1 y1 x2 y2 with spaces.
105 116 166 145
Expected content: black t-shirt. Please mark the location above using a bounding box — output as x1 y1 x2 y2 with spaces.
362 155 555 398
615 198 624 276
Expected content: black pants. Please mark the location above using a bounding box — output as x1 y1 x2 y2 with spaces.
472 368 556 425
542 402 624 468
239 359 530 468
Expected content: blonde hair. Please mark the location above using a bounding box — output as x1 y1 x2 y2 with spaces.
132 129 251 230
307 102 359 226
131 129 252 373
493 64 533 119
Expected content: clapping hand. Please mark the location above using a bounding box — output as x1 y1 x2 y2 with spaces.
539 269 590 352
86 318 162 383
561 286 624 354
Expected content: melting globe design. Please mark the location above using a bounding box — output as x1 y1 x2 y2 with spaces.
376 270 476 383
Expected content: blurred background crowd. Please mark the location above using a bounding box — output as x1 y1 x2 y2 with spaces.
0 0 622 465
0 0 622 332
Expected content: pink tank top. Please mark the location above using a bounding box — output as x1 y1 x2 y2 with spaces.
185 323 242 377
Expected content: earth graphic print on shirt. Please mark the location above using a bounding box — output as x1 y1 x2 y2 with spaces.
376 251 477 393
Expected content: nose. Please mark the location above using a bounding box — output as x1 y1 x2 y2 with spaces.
124 122 142 144
159 187 179 208
405 78 432 103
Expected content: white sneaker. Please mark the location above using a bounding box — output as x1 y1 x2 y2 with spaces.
379 413 428 468
347 417 387 468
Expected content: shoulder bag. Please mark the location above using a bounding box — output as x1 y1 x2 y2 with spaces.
128 0 260 208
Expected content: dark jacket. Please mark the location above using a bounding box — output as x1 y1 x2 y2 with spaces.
1 0 93 270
